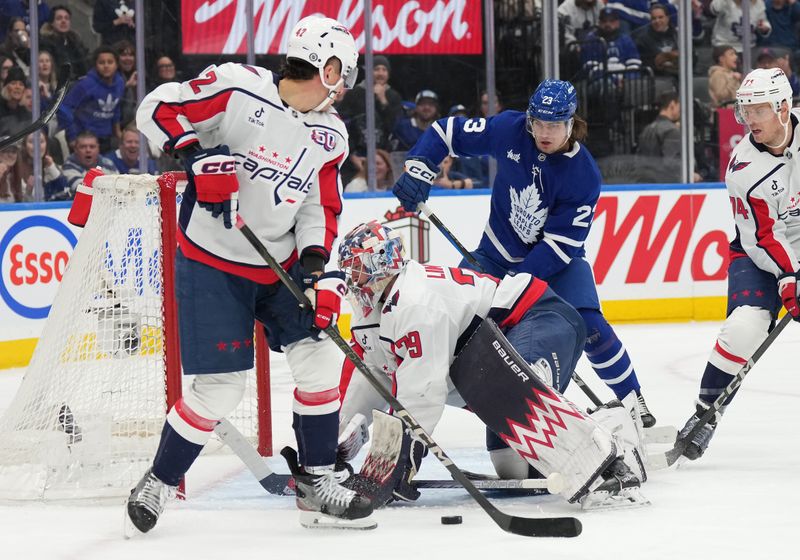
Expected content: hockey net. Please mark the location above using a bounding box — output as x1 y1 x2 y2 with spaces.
0 172 271 500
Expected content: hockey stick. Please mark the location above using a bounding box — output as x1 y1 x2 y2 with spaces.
218 414 551 496
235 217 581 538
650 313 792 470
0 64 71 151
417 201 603 407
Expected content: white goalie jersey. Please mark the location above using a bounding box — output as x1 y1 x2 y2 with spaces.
339 260 548 435
726 110 800 277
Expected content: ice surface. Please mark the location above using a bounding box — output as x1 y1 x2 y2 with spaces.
0 321 797 560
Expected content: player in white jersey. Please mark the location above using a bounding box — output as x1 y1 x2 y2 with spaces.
335 221 648 509
125 17 376 534
677 68 800 460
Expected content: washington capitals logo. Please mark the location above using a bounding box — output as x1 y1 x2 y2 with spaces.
728 155 751 173
499 386 584 461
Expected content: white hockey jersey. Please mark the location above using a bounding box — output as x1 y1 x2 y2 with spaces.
726 111 800 277
340 260 548 434
136 63 348 283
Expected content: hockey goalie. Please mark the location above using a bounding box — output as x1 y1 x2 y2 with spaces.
335 220 649 510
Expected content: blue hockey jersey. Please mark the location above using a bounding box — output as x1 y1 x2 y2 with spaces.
408 111 602 280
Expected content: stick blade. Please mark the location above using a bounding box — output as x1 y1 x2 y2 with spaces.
502 515 582 538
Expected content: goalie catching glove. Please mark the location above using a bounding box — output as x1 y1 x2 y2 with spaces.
183 144 239 229
392 156 439 212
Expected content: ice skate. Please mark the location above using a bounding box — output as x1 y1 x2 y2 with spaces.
282 447 376 530
677 402 718 461
635 391 656 428
581 457 650 511
124 468 177 537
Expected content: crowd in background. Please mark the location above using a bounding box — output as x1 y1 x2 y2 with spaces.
1 0 800 202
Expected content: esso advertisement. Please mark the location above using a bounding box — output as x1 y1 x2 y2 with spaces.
0 210 79 337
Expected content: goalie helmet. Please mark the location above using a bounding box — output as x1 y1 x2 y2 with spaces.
287 16 359 90
338 220 406 315
735 68 793 124
527 79 577 123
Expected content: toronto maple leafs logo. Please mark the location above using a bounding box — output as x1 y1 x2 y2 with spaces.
728 155 750 173
509 169 548 244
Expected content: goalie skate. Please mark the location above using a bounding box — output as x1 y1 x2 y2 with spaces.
580 458 650 511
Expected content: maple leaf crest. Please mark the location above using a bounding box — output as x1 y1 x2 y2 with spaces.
509 182 548 244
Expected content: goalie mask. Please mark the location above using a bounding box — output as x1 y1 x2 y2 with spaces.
338 221 406 315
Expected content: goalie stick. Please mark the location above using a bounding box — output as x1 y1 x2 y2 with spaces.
649 313 792 470
417 201 604 409
215 417 552 496
0 64 71 151
235 217 581 538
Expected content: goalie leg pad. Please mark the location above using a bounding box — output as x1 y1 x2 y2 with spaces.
451 319 616 502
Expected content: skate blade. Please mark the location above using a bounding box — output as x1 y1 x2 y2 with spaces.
299 511 377 530
643 425 678 444
581 487 651 511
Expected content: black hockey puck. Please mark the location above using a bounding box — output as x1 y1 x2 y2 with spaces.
441 515 462 525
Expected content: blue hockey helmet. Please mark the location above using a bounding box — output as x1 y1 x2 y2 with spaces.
527 79 577 122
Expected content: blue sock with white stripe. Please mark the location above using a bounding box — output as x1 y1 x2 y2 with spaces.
580 309 641 399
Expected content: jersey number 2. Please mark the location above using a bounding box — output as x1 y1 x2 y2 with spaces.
189 70 218 94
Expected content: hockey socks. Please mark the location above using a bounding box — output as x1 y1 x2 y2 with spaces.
698 360 737 407
151 399 214 486
293 411 338 468
581 309 640 399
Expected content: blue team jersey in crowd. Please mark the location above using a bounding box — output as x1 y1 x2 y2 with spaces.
408 110 602 281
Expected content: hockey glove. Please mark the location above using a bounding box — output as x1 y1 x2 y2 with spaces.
184 145 239 229
392 156 439 212
778 272 800 320
303 271 347 330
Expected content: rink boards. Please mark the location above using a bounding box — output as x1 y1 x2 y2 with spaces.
0 183 731 368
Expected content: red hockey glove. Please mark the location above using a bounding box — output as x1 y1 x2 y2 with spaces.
184 145 239 229
306 271 348 330
778 272 800 320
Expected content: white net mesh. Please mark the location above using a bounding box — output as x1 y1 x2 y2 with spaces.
0 174 267 500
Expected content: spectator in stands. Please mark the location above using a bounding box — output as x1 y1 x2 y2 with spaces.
114 40 137 127
638 91 681 161
344 148 394 192
16 131 67 201
37 49 57 107
756 47 800 95
153 55 178 87
391 89 440 151
336 55 403 157
433 156 474 191
449 104 468 118
760 0 800 50
93 0 136 47
0 55 13 83
1 18 31 77
58 46 125 153
708 44 742 107
0 135 22 202
62 130 117 195
581 8 642 80
0 1 49 43
40 5 89 79
0 66 31 135
105 124 157 174
478 89 503 117
559 0 602 44
634 4 680 77
710 0 772 52
605 1 677 33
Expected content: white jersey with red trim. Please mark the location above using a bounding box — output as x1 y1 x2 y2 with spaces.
726 111 800 276
340 260 547 434
136 63 348 283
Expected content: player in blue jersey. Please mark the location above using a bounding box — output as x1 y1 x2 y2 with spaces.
392 80 657 437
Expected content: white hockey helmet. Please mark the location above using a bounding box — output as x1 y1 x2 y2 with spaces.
735 68 793 124
287 16 359 91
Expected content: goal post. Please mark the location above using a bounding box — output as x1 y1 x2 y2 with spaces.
0 172 271 500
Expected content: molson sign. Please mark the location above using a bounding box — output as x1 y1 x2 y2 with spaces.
181 0 483 55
